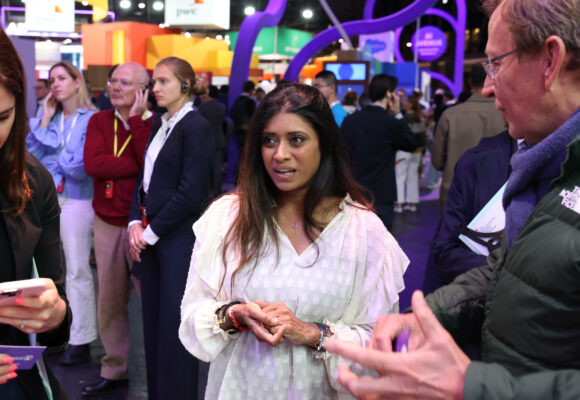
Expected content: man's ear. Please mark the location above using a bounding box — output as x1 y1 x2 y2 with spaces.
543 35 566 90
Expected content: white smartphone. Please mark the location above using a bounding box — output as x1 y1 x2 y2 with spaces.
0 278 46 306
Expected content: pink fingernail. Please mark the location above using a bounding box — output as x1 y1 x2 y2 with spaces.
2 356 14 364
6 372 17 380
9 364 18 372
14 297 25 305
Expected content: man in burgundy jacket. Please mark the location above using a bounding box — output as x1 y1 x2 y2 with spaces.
82 62 153 396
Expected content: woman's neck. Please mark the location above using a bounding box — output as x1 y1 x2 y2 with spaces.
167 97 188 118
61 97 78 119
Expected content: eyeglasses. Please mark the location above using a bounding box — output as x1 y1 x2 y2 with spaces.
312 83 330 89
107 79 134 89
482 49 517 80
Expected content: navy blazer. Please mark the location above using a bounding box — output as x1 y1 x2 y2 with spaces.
342 105 419 204
0 154 71 400
423 130 515 294
129 110 215 240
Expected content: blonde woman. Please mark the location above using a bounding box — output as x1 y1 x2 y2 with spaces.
27 61 98 365
128 57 214 400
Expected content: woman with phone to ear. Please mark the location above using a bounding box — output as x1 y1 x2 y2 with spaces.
0 28 71 399
26 61 98 366
127 56 214 400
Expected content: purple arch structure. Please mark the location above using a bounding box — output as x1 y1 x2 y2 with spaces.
228 0 287 110
283 0 439 81
393 2 466 97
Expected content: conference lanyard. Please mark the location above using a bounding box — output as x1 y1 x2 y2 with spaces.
60 113 79 146
113 118 132 158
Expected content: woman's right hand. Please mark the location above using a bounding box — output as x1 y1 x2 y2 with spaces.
235 302 285 347
40 91 58 128
0 354 17 384
129 224 147 262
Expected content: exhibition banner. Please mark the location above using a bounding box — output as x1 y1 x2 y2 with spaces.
25 0 74 33
165 0 230 30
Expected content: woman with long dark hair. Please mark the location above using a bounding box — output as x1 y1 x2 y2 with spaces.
0 28 71 399
180 83 409 399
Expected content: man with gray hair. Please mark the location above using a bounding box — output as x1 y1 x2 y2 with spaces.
326 0 580 398
82 62 154 396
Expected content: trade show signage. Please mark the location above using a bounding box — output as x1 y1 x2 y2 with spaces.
229 27 312 57
411 26 447 61
359 31 395 63
25 0 74 33
165 0 230 30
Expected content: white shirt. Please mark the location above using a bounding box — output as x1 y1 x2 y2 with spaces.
179 194 409 400
143 102 193 194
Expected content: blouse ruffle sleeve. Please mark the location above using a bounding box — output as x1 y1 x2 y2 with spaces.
320 205 409 395
179 194 241 362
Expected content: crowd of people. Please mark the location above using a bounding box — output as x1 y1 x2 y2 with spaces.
0 0 579 398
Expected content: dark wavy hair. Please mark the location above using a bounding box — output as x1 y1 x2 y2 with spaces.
0 28 31 215
221 83 371 290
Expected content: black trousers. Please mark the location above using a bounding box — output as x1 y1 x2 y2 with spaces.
134 229 200 400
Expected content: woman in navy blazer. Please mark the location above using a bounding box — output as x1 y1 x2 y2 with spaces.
128 57 214 400
0 28 71 400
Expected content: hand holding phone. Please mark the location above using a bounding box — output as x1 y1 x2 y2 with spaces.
40 91 59 128
0 279 46 307
129 86 149 118
0 278 67 334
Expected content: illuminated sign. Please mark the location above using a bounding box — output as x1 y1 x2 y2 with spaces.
165 0 230 30
1 6 115 38
411 26 447 62
25 0 75 33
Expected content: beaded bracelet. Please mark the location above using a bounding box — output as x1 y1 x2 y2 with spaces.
228 303 249 331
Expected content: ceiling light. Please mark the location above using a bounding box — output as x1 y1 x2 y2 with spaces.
153 1 164 11
244 6 255 16
120 0 131 9
63 39 72 45
184 32 191 38
442 0 449 3
216 34 223 40
302 9 313 19
138 2 146 9
82 1 89 5
406 42 412 47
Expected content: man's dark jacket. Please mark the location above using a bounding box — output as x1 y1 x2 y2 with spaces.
341 105 418 204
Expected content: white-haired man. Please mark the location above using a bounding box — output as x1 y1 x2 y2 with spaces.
82 62 153 396
326 0 580 398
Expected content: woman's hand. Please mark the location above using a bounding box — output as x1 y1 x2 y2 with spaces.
0 354 18 384
234 302 285 347
261 302 320 347
40 91 58 128
129 87 149 119
129 223 147 262
0 278 66 335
